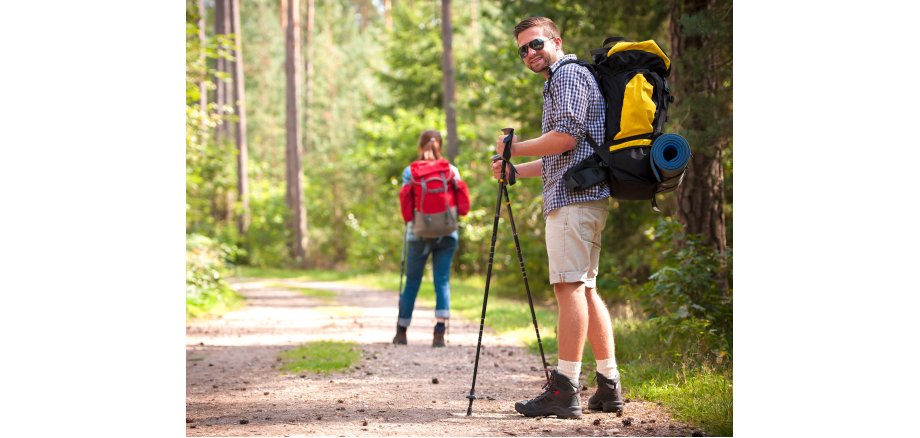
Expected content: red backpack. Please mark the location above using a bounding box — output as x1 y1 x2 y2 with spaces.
399 159 470 238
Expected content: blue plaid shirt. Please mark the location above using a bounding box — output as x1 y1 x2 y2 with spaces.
540 54 609 218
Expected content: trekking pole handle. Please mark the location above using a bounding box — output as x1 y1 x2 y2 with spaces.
501 127 514 161
490 128 516 185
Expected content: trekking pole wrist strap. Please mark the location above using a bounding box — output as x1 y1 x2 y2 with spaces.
491 154 518 186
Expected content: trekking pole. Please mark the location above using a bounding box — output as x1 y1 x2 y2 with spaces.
399 223 408 295
466 127 514 416
500 179 551 384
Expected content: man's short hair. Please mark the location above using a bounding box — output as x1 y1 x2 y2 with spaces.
513 16 560 40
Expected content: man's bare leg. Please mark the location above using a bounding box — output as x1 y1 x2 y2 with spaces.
585 287 614 360
554 281 589 361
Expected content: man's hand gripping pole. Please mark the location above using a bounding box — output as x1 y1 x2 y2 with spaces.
492 128 518 186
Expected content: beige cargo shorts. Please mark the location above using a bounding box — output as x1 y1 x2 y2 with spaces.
544 198 609 288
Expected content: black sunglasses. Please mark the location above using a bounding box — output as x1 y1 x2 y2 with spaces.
518 38 552 59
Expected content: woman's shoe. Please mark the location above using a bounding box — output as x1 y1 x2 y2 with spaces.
432 322 446 347
393 325 408 345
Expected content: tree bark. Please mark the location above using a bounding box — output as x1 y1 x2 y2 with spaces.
214 0 225 145
198 0 207 129
441 0 458 161
669 0 729 252
230 0 249 235
383 0 393 30
284 0 309 264
215 0 235 144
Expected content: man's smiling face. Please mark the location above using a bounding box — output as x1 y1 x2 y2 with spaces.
516 26 560 75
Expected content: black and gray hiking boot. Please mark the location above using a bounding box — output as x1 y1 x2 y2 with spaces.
392 325 407 345
587 371 624 414
432 322 446 347
514 370 582 419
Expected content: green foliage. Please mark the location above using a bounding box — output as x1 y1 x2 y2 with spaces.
641 218 733 358
186 6 238 236
186 234 244 319
500 0 671 49
376 3 445 111
278 341 361 374
239 180 289 267
238 0 286 180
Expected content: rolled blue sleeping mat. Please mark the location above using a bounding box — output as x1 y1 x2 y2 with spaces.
650 133 691 181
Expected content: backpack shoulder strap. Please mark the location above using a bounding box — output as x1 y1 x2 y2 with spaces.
584 134 612 165
547 59 593 84
546 59 607 164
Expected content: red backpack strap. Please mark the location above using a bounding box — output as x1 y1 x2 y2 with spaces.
454 178 470 216
446 166 470 216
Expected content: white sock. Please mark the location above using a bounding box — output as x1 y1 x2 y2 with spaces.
596 357 619 381
556 359 581 385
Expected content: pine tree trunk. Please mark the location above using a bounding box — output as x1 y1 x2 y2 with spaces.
230 0 249 235
283 0 309 264
669 0 729 252
441 0 458 161
384 0 393 30
198 0 207 130
214 0 228 145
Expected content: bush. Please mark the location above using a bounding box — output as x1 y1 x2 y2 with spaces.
186 234 243 318
640 218 733 362
240 180 290 267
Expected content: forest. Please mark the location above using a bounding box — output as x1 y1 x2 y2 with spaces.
186 0 732 433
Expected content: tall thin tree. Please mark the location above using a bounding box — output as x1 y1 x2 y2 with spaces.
669 0 731 252
383 0 393 30
211 0 231 222
198 0 206 129
230 0 250 234
214 0 229 144
441 0 458 161
283 0 309 263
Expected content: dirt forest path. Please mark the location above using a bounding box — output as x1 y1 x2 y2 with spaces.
186 278 700 437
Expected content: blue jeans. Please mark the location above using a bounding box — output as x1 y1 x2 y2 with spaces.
398 235 458 327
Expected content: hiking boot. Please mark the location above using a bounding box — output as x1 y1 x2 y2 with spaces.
514 370 582 419
392 325 407 345
588 371 624 414
432 322 446 347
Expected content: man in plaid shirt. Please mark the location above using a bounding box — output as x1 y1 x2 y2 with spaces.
492 16 623 419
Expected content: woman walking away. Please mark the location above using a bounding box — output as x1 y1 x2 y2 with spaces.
395 130 470 347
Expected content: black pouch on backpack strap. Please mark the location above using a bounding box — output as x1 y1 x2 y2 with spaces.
563 153 609 191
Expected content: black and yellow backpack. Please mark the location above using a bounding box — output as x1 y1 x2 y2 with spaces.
557 37 689 210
